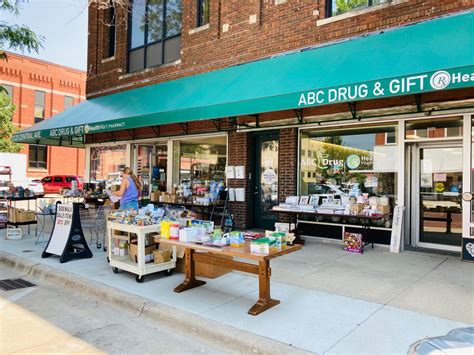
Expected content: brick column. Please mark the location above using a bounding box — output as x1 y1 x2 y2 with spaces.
278 128 298 223
227 131 251 229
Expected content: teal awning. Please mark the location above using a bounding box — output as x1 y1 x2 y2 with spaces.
13 11 474 146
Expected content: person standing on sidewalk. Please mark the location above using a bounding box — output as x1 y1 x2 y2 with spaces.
113 167 141 210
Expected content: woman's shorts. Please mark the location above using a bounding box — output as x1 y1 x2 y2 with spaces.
120 201 139 210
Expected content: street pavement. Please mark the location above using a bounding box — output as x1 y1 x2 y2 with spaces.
0 226 472 354
0 265 225 354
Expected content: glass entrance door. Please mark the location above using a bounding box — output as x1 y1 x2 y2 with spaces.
416 145 463 248
251 133 279 230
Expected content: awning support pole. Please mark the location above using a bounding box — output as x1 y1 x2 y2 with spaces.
59 138 63 146
211 119 221 131
294 109 304 124
415 94 422 112
152 126 160 136
348 102 357 119
179 122 189 134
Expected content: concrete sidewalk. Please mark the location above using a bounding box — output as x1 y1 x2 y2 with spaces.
0 231 472 354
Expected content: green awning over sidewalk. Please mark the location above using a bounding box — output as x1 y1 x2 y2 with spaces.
13 11 474 146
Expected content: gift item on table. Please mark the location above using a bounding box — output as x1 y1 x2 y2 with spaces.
250 238 277 255
243 231 264 240
191 220 214 234
179 227 198 242
229 231 245 248
169 223 180 240
269 232 287 250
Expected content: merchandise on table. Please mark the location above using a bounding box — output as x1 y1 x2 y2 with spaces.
250 238 278 255
229 231 245 248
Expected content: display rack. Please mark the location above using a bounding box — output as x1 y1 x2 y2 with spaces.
107 221 176 282
0 166 11 229
7 196 38 236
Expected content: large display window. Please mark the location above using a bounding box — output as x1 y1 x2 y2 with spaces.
90 145 127 186
300 125 398 226
178 136 226 202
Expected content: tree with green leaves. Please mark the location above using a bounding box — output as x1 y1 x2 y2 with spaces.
0 91 22 152
0 0 43 61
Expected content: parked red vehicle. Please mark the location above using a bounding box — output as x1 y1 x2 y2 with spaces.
41 175 83 194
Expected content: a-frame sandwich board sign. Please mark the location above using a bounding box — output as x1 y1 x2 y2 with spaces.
42 202 93 263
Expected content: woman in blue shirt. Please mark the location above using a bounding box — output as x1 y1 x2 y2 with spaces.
113 167 141 210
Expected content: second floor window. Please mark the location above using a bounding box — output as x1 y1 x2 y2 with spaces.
28 145 47 169
128 0 183 73
326 0 382 17
34 91 45 123
196 0 210 27
64 96 74 110
2 84 13 98
105 1 116 58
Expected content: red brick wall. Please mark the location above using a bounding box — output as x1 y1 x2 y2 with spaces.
227 131 251 229
0 52 87 179
86 0 472 98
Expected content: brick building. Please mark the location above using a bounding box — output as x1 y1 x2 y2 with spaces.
0 52 86 179
13 1 474 255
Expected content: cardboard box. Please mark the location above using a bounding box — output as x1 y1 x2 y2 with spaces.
128 242 157 263
377 205 391 214
151 191 161 202
153 249 171 264
8 207 35 223
175 252 232 279
348 204 364 214
113 247 128 256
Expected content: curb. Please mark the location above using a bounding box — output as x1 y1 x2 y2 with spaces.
0 251 309 354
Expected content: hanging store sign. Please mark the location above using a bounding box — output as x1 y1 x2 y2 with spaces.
297 67 474 108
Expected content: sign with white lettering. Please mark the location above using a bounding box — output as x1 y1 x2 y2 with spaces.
390 205 405 253
45 204 74 256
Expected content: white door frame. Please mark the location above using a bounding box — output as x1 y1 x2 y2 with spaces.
462 114 472 239
410 141 463 252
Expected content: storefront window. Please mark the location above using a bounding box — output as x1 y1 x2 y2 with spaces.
405 117 463 140
90 145 127 186
135 144 168 198
300 126 398 224
178 137 226 200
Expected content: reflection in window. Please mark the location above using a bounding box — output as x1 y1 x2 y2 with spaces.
196 0 210 27
405 118 463 140
2 84 13 98
300 126 398 224
128 0 182 72
326 0 382 17
179 140 226 196
90 145 127 183
34 91 45 123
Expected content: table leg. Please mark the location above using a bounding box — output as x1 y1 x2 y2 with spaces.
174 248 206 293
248 260 280 316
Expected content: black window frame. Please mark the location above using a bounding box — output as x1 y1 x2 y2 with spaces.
105 0 116 58
127 0 182 73
34 90 45 123
28 145 48 169
196 0 210 27
325 0 376 18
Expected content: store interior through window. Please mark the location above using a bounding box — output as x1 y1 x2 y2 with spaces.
300 126 398 227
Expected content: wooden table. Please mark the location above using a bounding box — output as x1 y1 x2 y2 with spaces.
158 239 302 316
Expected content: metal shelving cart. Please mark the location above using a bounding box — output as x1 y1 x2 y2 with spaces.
0 166 11 229
7 196 38 237
107 221 176 282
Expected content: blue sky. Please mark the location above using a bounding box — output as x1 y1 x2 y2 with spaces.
3 0 88 70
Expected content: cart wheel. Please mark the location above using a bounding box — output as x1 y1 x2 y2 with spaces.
165 269 173 276
135 275 144 283
107 256 110 263
112 267 119 274
97 243 102 249
103 246 107 252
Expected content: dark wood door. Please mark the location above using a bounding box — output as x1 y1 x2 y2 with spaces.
251 133 279 230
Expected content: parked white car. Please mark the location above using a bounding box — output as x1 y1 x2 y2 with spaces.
26 178 44 195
